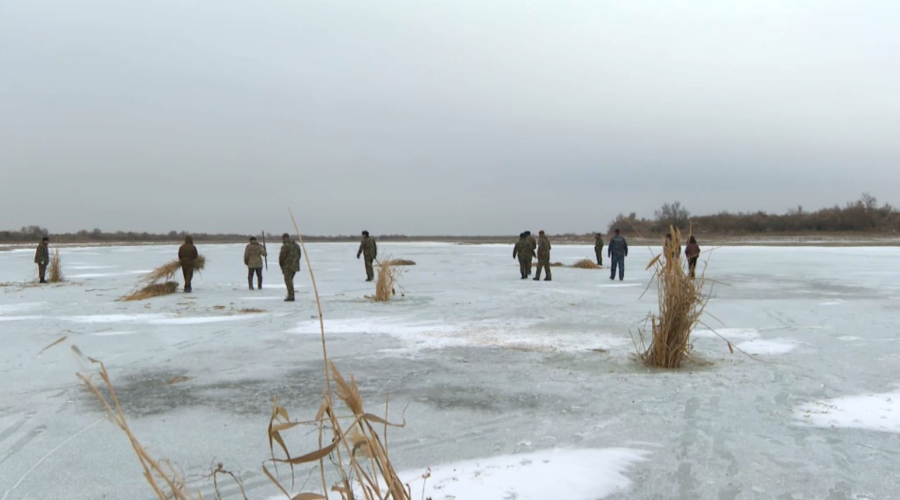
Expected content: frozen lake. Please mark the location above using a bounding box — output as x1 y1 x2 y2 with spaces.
1 242 899 499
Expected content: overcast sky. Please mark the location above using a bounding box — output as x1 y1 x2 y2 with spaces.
2 1 898 235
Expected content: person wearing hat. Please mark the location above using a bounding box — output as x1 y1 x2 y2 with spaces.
594 233 604 266
34 236 50 283
533 230 552 281
512 232 534 279
279 233 301 301
356 230 378 281
244 236 267 290
608 228 629 281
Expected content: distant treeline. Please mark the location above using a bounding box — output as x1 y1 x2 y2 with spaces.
2 194 897 244
608 194 900 235
0 227 519 244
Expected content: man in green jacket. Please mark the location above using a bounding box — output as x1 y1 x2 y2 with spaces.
512 232 534 279
279 233 301 302
34 237 50 283
594 233 604 266
244 236 267 290
533 230 552 281
356 231 378 282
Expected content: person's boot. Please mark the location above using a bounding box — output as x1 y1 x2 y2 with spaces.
249 280 254 290
544 277 551 281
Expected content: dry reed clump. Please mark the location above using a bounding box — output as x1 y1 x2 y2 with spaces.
634 226 710 368
373 256 405 302
140 256 207 284
531 261 564 267
570 258 600 269
48 248 65 282
380 259 416 266
118 282 179 302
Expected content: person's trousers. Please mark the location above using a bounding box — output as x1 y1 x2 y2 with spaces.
37 264 47 283
518 258 530 278
365 258 375 281
610 254 625 280
527 257 533 276
248 267 263 289
182 265 194 291
535 259 552 280
688 257 698 278
595 250 603 266
284 271 296 299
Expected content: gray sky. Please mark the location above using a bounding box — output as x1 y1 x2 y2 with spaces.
2 0 898 235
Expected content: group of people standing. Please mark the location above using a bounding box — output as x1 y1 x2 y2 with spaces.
513 229 632 281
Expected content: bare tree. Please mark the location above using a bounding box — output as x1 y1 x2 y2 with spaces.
655 202 691 230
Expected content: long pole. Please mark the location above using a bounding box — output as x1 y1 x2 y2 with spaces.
261 231 268 271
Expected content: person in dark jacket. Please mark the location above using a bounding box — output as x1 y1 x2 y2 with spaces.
525 231 536 276
607 229 628 281
244 236 267 290
178 235 198 292
279 233 302 301
594 233 604 266
685 236 701 278
34 237 50 283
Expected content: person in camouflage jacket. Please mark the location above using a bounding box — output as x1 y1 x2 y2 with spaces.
525 231 537 277
533 230 552 281
178 235 198 292
356 231 378 281
279 233 301 301
34 237 50 283
244 236 267 290
512 233 534 279
594 233 604 266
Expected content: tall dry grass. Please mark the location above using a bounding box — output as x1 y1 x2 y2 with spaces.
75 211 422 500
635 226 710 368
140 256 206 284
48 249 65 282
373 256 404 302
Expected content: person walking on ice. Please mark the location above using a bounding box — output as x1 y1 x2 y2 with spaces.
608 229 628 281
533 230 552 282
513 232 534 280
594 232 604 266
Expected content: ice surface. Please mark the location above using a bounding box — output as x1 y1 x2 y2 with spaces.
2 243 900 499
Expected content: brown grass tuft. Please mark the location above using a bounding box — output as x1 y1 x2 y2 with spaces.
238 308 266 314
118 282 179 302
48 249 65 282
634 226 710 368
570 258 600 269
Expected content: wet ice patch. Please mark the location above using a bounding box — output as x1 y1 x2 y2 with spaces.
819 300 844 306
69 265 117 270
289 317 454 336
796 388 900 434
735 339 797 355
